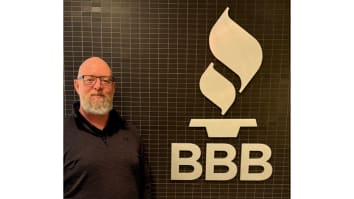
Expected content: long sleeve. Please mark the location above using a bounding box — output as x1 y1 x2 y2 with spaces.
139 144 153 199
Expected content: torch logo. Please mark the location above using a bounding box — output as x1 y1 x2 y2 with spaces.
189 7 262 137
171 7 272 181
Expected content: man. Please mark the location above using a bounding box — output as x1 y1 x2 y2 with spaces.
64 57 151 199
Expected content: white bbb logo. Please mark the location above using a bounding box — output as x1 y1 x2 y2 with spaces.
171 7 273 182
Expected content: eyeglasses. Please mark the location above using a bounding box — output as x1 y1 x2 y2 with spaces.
77 75 114 86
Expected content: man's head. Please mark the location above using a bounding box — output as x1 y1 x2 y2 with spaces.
74 57 115 115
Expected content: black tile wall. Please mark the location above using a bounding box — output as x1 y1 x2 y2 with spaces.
64 0 290 198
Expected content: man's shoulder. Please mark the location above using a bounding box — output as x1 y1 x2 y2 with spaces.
120 121 141 138
124 121 137 130
64 115 75 128
63 115 79 137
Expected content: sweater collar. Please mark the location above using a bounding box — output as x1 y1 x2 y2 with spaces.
72 102 126 137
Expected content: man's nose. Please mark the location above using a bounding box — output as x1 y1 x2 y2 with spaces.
93 78 103 89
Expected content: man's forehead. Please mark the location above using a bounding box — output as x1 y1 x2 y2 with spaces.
78 57 112 75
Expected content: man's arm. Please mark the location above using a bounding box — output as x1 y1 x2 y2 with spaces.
139 144 153 199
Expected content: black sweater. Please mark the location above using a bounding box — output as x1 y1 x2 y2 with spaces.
64 102 151 199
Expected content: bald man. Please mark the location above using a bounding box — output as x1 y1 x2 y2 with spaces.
64 57 151 199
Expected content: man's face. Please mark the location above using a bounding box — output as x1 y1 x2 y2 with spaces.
74 62 115 115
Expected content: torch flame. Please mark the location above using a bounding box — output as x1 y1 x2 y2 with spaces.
209 7 263 93
199 63 236 115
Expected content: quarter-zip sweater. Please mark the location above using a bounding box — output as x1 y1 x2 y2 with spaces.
64 102 151 199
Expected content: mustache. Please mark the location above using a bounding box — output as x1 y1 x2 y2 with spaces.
90 91 105 96
89 91 113 100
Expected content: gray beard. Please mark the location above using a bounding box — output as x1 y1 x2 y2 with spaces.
81 97 113 115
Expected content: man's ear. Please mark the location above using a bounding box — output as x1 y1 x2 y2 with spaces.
74 79 80 94
112 82 116 94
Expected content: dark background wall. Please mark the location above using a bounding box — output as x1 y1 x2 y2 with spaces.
64 0 290 198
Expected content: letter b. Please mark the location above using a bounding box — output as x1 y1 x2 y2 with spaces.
171 143 203 180
240 143 273 181
205 143 237 181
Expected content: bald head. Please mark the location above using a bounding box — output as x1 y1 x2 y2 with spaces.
74 56 115 117
78 57 112 77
